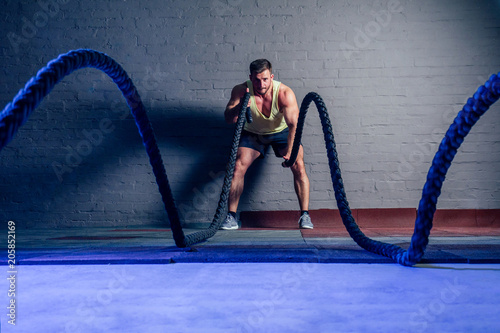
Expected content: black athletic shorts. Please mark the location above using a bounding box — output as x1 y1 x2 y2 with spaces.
239 128 293 159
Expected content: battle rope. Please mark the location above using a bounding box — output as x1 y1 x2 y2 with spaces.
182 92 251 246
284 73 500 266
0 49 190 247
0 49 498 265
0 49 254 248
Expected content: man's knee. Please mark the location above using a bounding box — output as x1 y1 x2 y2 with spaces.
291 159 307 178
234 159 248 177
234 149 258 176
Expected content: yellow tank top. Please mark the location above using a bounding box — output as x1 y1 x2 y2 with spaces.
243 79 288 135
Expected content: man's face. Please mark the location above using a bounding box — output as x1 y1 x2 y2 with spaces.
249 69 274 96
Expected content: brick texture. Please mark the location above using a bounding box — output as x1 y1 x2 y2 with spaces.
0 0 499 228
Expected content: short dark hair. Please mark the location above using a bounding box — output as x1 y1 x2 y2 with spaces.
249 59 272 75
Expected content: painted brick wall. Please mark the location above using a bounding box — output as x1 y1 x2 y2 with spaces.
0 0 499 228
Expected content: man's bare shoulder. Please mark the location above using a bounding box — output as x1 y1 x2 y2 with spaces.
277 82 297 107
231 82 248 97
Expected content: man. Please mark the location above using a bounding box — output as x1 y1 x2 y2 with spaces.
221 59 313 230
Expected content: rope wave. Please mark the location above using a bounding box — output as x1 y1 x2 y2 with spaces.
1 49 498 266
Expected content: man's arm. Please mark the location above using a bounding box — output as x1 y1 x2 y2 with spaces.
279 84 300 163
224 83 248 124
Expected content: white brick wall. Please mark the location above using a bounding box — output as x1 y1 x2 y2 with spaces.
0 0 499 228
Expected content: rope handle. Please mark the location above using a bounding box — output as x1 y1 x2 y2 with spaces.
245 106 252 124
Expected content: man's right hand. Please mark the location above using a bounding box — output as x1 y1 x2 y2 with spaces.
225 84 251 124
243 87 251 107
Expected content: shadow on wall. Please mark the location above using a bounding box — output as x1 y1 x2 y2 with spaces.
0 103 266 229
152 106 267 227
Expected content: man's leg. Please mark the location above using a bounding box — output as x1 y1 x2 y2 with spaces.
281 145 313 229
228 146 261 213
286 145 310 211
221 130 263 230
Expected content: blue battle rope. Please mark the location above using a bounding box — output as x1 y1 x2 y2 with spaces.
0 49 498 265
0 49 253 249
284 74 499 266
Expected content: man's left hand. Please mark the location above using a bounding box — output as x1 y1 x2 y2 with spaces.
282 153 294 168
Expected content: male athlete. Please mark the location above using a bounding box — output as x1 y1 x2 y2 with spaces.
221 59 313 230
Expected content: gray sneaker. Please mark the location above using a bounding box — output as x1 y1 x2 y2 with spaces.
298 213 314 229
220 213 239 230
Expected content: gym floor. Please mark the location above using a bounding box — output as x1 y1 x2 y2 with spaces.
3 262 500 333
1 224 500 332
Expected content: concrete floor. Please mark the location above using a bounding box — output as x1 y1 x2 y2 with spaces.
1 262 499 332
